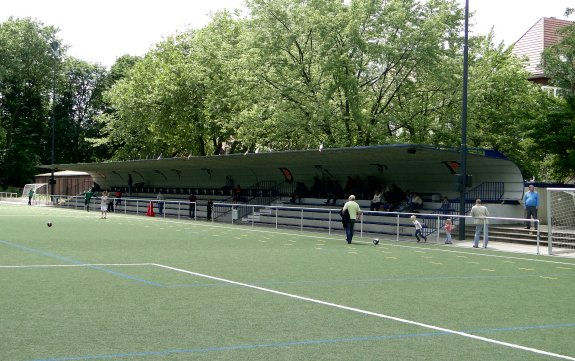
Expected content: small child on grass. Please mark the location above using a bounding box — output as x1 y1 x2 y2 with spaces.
410 215 427 242
444 218 453 244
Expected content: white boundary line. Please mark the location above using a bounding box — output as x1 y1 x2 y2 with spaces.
153 263 575 360
0 263 151 269
1 258 574 358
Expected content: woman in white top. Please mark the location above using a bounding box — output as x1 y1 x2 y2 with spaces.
100 191 109 219
370 190 383 211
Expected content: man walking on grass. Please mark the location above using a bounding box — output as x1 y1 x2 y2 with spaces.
342 195 361 244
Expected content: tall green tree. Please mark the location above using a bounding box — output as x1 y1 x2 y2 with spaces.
530 18 575 180
102 32 210 159
465 34 542 169
56 58 108 163
102 11 247 159
0 17 60 187
241 0 465 149
98 0 549 181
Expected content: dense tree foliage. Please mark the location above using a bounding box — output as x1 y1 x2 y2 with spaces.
531 19 575 180
55 58 108 163
1 1 572 189
465 34 543 175
0 18 60 186
101 0 543 174
240 0 466 148
0 18 133 188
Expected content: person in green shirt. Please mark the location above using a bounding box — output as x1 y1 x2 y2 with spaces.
84 190 93 211
28 189 34 205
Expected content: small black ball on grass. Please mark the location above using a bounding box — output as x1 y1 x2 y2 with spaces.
47 221 53 227
373 238 379 245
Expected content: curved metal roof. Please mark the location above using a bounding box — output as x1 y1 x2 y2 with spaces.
47 144 524 200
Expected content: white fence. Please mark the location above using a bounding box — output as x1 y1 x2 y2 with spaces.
30 194 557 255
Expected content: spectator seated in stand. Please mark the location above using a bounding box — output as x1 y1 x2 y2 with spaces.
408 192 424 212
290 191 301 204
221 176 234 195
440 196 451 214
290 181 308 204
370 190 383 211
233 184 245 202
115 190 122 205
310 176 323 197
324 178 337 206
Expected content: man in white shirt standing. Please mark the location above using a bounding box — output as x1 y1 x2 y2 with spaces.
470 199 489 248
342 195 361 244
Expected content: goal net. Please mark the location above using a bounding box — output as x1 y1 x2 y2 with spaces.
21 183 48 205
546 188 575 255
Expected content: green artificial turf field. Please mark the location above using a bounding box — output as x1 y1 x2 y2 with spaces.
1 204 575 361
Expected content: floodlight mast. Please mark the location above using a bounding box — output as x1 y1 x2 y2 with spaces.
50 41 59 199
458 0 469 240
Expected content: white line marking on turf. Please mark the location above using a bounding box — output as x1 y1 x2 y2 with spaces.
0 263 151 269
152 263 575 361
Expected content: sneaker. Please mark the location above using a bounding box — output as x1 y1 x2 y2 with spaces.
473 245 478 248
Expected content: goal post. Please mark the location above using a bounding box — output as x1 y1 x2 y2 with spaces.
21 183 48 205
546 188 575 255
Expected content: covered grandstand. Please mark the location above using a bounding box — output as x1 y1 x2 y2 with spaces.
46 144 524 205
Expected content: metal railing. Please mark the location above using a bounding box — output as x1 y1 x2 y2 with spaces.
39 194 544 254
0 192 18 199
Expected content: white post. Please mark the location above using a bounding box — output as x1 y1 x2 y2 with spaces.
536 220 540 255
396 214 400 242
436 215 441 243
546 190 553 255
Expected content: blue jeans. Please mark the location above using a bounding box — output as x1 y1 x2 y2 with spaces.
525 206 538 229
415 229 426 242
345 220 356 243
473 224 489 247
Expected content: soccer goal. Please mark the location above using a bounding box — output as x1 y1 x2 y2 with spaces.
21 183 48 205
546 188 575 255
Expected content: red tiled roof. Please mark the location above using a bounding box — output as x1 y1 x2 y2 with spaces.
512 17 573 80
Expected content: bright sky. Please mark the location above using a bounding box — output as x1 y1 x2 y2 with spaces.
2 0 572 68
